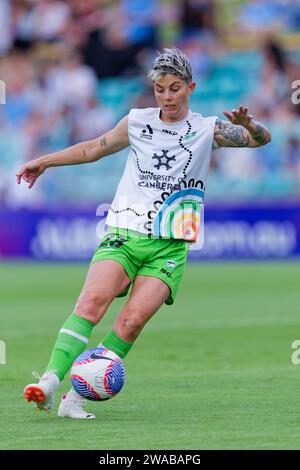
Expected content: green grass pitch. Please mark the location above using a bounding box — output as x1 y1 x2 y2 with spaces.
1 261 300 450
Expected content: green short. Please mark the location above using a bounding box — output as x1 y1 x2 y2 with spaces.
91 227 189 305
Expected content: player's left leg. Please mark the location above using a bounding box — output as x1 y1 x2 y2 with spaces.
113 275 170 342
94 274 170 366
98 237 188 358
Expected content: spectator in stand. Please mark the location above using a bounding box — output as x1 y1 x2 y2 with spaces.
180 0 217 37
63 0 103 49
120 0 159 49
15 0 71 42
178 33 214 81
0 49 34 125
248 36 297 123
46 48 98 111
83 22 141 78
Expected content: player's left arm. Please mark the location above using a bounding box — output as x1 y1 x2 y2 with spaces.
214 105 272 148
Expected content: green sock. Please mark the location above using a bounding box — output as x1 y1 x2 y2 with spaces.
100 330 133 359
46 313 95 381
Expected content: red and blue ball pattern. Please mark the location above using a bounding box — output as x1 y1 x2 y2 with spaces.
71 347 125 401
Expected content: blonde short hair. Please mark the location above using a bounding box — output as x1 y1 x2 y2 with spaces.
148 48 193 84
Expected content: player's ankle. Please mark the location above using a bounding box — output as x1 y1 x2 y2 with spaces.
42 371 60 388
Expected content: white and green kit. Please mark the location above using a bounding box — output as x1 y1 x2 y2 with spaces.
92 107 217 304
106 107 217 244
43 107 217 387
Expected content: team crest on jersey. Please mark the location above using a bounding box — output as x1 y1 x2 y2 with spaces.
152 150 176 170
140 124 153 140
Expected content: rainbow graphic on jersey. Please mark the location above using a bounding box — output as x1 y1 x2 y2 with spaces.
153 188 204 241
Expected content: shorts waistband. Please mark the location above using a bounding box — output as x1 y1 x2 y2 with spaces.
107 226 157 239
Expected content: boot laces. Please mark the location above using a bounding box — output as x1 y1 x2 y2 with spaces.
32 371 41 381
32 370 56 381
67 395 87 411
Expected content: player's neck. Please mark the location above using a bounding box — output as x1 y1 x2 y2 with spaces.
159 107 190 124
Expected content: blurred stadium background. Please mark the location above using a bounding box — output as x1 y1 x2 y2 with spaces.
1 0 300 259
1 0 300 260
1 0 300 451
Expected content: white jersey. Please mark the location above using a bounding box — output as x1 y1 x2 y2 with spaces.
106 107 217 244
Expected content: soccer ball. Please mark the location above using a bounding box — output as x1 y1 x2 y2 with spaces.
70 347 125 401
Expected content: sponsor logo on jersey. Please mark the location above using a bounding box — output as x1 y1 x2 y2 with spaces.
162 129 178 136
183 131 197 141
140 124 153 140
166 260 177 269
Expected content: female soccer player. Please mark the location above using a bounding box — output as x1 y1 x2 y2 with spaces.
17 48 271 419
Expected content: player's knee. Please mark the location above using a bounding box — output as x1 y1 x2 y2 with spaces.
75 290 110 323
115 309 145 339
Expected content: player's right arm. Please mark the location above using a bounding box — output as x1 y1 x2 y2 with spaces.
16 116 129 188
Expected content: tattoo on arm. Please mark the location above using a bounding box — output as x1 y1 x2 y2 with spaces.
247 122 268 145
214 119 250 147
100 137 107 148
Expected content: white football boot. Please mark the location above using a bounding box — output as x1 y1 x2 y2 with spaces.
57 389 96 419
24 371 60 412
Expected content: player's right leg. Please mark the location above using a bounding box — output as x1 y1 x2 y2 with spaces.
24 260 130 413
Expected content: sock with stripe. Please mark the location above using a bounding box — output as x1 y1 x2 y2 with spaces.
45 313 95 381
99 330 133 359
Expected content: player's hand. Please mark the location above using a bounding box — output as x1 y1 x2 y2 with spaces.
223 105 254 127
16 159 46 189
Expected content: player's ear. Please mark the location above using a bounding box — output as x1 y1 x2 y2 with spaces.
188 82 196 94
